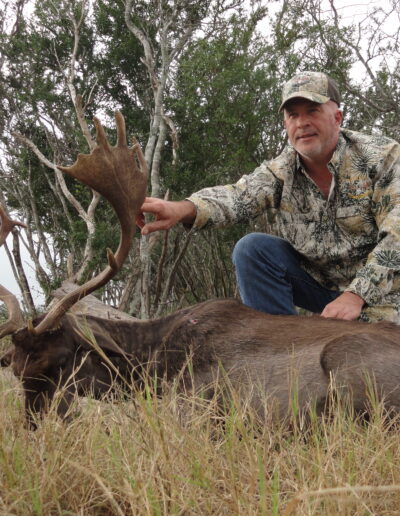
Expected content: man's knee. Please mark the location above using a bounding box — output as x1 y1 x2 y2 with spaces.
232 233 291 265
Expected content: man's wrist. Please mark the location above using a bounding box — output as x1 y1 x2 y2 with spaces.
343 290 365 307
178 200 197 224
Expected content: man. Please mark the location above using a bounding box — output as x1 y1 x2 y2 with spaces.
137 71 400 323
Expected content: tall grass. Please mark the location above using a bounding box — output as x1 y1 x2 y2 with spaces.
1 369 400 515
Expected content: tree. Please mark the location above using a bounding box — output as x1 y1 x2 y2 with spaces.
1 0 107 307
1 0 399 318
1 0 271 316
271 0 400 139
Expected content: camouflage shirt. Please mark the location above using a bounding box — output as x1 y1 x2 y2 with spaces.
188 129 400 322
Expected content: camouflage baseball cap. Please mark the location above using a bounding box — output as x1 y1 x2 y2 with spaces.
279 71 341 112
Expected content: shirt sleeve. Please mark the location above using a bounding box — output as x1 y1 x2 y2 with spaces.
187 161 284 230
346 141 400 305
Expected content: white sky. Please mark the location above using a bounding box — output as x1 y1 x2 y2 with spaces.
0 0 398 308
0 241 45 305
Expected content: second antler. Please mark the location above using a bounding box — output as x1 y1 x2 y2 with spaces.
0 205 26 247
32 111 148 334
0 206 27 338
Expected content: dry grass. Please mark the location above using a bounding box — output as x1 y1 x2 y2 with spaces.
1 369 400 515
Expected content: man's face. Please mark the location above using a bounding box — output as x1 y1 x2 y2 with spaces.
283 99 343 164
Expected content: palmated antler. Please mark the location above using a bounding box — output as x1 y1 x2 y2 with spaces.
32 111 148 335
0 205 27 337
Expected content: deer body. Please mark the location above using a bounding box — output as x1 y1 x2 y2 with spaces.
6 298 400 424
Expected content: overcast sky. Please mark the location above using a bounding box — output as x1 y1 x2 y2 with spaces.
0 243 44 304
0 0 398 306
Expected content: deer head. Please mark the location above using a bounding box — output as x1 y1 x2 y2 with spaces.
0 111 147 373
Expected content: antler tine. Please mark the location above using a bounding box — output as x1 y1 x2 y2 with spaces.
32 112 148 335
0 204 27 246
0 285 25 339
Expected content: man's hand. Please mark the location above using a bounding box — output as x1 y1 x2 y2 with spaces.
136 197 197 235
321 291 365 321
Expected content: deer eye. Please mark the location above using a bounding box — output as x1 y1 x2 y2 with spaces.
58 355 67 367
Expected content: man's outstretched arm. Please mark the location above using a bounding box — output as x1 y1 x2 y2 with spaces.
136 197 197 235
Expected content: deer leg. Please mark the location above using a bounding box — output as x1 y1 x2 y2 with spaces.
321 333 400 416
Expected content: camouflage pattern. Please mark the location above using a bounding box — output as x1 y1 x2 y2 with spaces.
279 71 341 111
188 129 400 323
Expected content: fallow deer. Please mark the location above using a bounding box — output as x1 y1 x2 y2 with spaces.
2 112 400 428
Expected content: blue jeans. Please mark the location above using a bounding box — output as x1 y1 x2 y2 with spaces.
232 233 341 315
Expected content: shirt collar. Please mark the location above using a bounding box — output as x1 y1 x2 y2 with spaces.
329 131 346 174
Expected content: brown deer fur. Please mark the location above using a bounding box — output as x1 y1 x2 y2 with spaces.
3 298 400 427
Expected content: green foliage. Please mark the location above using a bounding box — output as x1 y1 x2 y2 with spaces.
170 18 283 195
94 0 150 139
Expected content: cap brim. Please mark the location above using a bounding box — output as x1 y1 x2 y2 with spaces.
279 91 331 112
